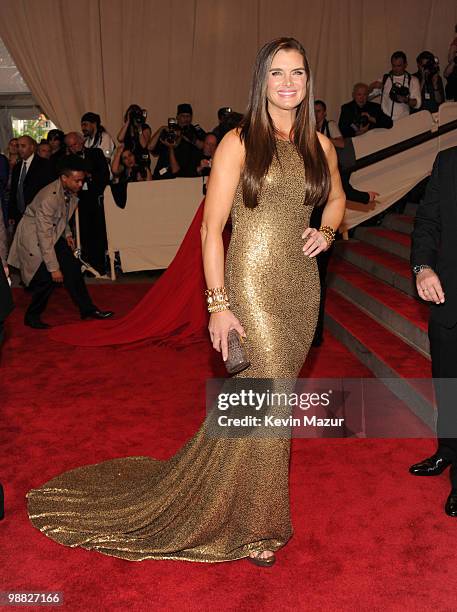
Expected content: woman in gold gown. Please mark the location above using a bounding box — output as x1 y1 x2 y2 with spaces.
26 38 345 567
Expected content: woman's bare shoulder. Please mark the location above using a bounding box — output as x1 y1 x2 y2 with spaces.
213 128 245 166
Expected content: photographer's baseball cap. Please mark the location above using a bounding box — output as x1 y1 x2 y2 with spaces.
177 103 193 115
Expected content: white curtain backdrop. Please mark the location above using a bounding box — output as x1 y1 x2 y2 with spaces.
0 0 456 137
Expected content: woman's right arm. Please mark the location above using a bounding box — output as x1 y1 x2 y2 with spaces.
201 129 245 360
117 120 129 143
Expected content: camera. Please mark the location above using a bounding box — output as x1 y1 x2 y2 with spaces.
181 123 206 145
358 114 369 128
389 82 410 103
161 117 179 145
130 108 147 125
219 107 232 120
423 57 439 75
200 157 212 177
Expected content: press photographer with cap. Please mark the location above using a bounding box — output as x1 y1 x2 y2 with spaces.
175 103 206 150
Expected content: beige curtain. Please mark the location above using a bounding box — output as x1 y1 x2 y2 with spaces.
1 0 456 137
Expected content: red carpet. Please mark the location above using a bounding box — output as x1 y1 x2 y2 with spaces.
330 258 429 330
2 285 456 611
366 228 411 247
338 242 411 277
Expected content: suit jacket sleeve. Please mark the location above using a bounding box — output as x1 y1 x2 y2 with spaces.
411 153 441 268
0 216 8 264
338 104 356 138
340 171 370 204
8 164 19 222
35 196 60 273
87 149 110 196
372 104 393 129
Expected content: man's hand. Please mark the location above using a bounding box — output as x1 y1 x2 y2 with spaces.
416 268 445 304
160 137 178 149
66 235 75 251
3 265 9 278
51 269 64 283
367 191 379 202
197 159 211 174
361 112 376 125
355 124 370 136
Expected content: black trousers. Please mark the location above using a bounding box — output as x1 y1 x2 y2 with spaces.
428 318 457 486
0 264 14 347
78 193 107 275
25 237 95 321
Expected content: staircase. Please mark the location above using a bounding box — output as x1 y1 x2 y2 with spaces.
326 202 435 429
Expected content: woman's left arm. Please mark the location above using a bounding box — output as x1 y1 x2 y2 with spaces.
303 134 346 257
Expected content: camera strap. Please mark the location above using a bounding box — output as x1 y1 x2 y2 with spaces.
384 71 411 118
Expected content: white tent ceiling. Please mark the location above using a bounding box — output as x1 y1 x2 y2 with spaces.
0 36 29 94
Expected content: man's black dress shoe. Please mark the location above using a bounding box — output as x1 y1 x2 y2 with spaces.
81 309 114 320
445 489 457 517
409 453 453 476
24 318 51 330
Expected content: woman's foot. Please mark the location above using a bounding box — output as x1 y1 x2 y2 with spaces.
247 550 276 567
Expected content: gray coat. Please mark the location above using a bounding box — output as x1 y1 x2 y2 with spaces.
7 179 78 286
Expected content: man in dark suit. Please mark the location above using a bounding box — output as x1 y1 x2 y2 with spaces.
64 132 110 275
8 135 54 224
338 83 393 138
410 147 457 516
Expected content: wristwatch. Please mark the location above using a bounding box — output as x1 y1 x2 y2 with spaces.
412 264 432 275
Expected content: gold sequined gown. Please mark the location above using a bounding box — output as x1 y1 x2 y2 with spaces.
26 140 320 562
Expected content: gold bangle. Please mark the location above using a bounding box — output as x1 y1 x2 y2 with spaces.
205 286 230 313
319 225 336 246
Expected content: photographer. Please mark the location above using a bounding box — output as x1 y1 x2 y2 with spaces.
212 107 232 141
196 133 218 176
371 51 421 121
116 104 152 168
315 100 344 147
412 52 444 113
148 119 201 180
196 133 218 194
338 83 393 138
111 144 152 183
176 103 206 150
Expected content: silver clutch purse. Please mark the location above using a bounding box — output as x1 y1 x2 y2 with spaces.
224 329 250 374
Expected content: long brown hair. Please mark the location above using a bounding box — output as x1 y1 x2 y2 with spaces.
240 37 330 209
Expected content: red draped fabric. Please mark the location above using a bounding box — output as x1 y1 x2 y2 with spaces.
50 200 229 348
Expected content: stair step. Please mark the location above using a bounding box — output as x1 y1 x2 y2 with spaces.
325 289 434 428
404 202 419 216
329 259 429 356
335 241 416 297
382 214 414 234
354 227 411 260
